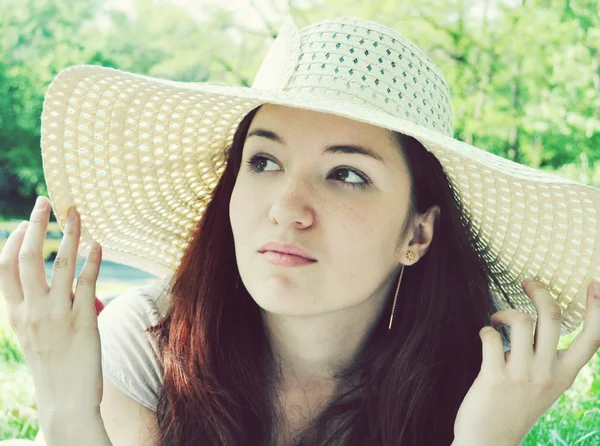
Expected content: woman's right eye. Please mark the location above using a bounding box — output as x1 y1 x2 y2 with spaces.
245 154 279 174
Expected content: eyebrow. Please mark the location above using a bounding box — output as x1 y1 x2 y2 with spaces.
246 128 386 165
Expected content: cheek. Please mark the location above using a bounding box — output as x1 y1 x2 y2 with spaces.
324 204 383 267
333 203 379 240
229 183 249 241
331 205 398 268
230 179 258 225
229 179 271 258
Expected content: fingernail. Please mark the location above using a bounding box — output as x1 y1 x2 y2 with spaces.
593 282 600 296
35 196 47 210
17 221 28 231
522 279 534 286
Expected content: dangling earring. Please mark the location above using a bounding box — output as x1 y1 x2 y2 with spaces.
388 250 415 330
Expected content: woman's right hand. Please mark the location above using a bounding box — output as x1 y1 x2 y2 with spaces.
0 196 104 421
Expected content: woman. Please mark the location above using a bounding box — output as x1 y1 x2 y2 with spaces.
1 16 599 446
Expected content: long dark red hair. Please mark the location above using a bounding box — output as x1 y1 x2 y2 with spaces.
147 105 510 445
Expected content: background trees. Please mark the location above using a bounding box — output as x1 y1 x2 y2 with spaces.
0 0 598 219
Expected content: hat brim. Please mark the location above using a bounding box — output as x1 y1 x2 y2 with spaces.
41 65 600 335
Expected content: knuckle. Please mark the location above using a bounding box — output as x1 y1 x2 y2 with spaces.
534 372 555 390
490 310 508 324
76 274 96 287
28 215 45 223
516 312 535 325
62 225 78 236
18 251 38 264
578 328 600 354
86 251 101 264
481 369 505 386
480 326 499 341
511 372 531 386
546 304 563 321
49 305 69 320
53 256 70 269
22 310 44 329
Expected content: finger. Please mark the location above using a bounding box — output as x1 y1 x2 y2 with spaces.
19 197 51 301
49 208 81 312
479 326 506 374
72 241 102 316
491 309 535 373
558 282 600 375
0 221 29 308
523 280 562 365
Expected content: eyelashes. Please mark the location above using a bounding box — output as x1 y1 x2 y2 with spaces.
244 154 372 190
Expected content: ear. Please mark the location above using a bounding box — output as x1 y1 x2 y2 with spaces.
399 205 440 265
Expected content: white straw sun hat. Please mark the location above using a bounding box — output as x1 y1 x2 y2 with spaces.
40 16 599 335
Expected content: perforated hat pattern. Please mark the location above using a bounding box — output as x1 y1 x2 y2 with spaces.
40 16 600 334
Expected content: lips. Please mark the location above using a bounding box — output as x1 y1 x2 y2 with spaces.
260 251 316 267
258 241 316 261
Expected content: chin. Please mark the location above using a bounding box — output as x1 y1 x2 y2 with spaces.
246 286 314 315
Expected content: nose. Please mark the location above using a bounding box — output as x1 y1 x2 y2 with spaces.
268 174 315 229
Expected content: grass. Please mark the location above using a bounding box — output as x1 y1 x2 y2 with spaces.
0 289 599 444
0 279 154 441
0 311 41 440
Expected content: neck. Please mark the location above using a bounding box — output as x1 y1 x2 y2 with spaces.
262 283 391 391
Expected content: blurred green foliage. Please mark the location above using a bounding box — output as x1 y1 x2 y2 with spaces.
0 0 599 218
0 1 599 442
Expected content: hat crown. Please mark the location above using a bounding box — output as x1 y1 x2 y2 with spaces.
252 16 454 137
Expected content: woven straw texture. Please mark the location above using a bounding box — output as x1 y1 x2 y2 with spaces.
41 16 600 335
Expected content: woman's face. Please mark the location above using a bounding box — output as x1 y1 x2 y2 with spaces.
229 104 413 317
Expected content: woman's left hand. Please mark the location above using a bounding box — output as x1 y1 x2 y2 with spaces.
453 279 600 446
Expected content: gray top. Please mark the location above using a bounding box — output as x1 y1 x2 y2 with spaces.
97 277 511 414
97 278 171 412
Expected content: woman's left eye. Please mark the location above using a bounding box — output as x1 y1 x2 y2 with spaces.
245 154 372 190
331 168 372 189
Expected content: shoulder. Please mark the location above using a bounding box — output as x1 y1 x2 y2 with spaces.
98 279 170 328
97 277 172 412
